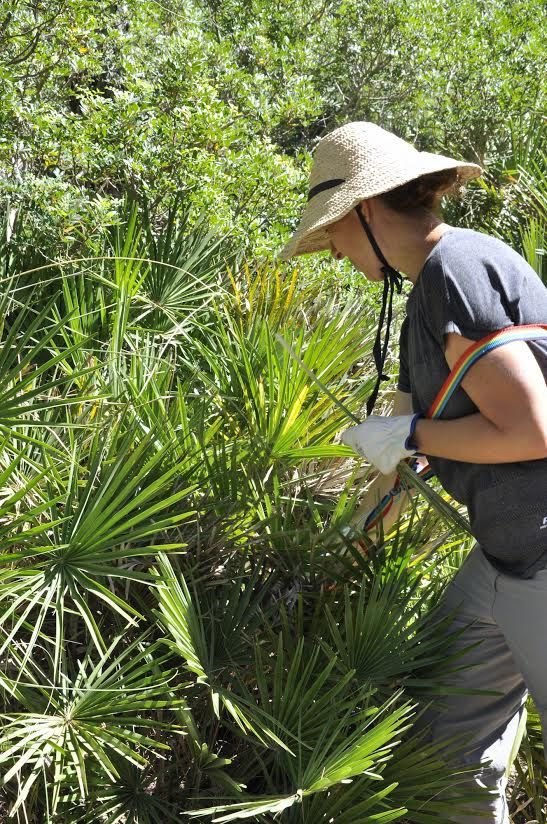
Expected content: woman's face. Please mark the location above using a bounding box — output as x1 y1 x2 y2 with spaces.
325 206 384 283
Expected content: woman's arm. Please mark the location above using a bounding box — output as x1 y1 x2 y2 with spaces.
414 334 547 463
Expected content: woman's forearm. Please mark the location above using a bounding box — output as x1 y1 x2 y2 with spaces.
414 412 547 464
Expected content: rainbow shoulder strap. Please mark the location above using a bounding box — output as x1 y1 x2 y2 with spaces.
428 324 547 419
362 324 547 533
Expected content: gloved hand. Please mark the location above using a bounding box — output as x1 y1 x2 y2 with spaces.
340 413 423 475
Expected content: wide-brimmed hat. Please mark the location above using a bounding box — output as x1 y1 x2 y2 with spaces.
279 121 483 260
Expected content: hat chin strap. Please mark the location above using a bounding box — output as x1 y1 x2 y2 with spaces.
355 207 403 416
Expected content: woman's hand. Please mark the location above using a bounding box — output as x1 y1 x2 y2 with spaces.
340 390 420 474
413 334 547 463
342 391 420 544
341 414 422 474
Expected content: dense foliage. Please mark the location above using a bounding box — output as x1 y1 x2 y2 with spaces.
0 200 484 822
0 1 546 822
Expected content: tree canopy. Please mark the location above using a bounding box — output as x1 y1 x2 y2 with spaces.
1 0 545 260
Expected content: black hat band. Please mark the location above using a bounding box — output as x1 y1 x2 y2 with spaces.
307 178 346 201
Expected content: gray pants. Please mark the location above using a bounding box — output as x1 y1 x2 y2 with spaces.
426 545 547 823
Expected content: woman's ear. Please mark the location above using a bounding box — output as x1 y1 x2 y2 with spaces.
357 199 373 223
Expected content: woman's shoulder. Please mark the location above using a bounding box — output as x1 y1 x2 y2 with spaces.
423 226 540 288
414 225 547 335
435 226 534 270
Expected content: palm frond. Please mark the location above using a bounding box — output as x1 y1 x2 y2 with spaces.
0 632 187 818
1 412 198 668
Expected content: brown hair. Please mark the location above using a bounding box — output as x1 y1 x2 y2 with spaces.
378 168 461 213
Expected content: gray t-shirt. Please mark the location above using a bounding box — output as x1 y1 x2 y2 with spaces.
398 226 547 578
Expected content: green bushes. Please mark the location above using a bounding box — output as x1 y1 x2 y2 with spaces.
1 0 545 264
1 198 492 821
1 1 546 818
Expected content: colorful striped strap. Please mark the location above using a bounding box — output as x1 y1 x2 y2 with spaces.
362 323 547 533
363 459 434 532
428 324 547 419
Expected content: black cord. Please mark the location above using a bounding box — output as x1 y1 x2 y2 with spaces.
355 207 403 416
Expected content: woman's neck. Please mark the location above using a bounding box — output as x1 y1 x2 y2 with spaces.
371 204 452 283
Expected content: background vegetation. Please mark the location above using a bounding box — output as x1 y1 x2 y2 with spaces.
0 0 545 821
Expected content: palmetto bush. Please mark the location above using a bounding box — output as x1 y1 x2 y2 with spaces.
0 195 538 823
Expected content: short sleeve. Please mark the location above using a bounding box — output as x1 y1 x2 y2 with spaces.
421 238 517 348
397 315 411 392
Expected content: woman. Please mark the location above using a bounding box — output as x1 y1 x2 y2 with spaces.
279 121 547 824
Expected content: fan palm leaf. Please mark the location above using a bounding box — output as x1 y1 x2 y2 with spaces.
0 411 198 675
0 632 187 818
187 693 414 822
0 292 103 438
152 553 292 753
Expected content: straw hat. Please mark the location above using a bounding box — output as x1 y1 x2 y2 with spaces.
279 121 483 260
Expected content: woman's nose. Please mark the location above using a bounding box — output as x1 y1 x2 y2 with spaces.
329 240 343 261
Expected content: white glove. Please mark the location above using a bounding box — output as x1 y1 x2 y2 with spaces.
340 413 423 475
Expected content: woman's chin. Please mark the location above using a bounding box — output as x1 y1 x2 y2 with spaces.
362 270 384 283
